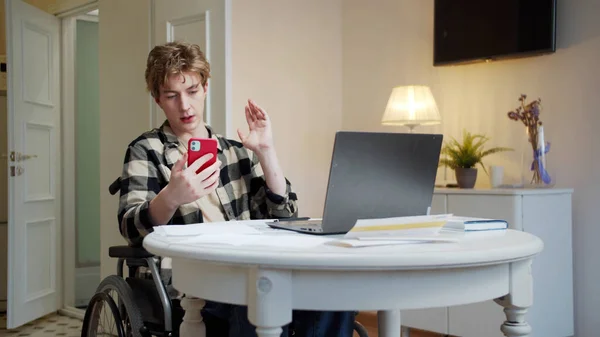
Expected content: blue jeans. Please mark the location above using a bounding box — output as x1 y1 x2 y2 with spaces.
202 301 356 337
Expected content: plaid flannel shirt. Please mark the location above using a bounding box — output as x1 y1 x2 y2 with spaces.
118 121 298 246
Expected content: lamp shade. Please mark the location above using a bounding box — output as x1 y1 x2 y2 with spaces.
381 85 441 128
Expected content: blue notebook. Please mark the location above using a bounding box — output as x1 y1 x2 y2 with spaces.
443 216 508 232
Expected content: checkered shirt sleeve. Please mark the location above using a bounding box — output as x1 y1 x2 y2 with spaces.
117 126 298 247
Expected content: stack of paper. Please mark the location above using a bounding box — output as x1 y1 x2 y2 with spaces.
328 214 509 247
344 214 450 238
330 214 458 247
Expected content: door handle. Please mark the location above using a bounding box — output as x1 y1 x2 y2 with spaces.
1 152 36 161
19 154 37 161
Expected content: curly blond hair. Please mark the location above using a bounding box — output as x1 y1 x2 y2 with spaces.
145 41 211 98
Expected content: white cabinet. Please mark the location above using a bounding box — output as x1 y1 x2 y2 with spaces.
402 188 574 337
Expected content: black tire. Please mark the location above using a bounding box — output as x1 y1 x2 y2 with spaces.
354 320 370 337
95 275 145 337
81 291 126 337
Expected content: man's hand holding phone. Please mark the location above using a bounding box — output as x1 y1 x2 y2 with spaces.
166 152 221 206
149 139 221 225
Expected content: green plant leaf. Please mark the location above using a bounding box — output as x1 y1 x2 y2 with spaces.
438 158 456 169
439 129 513 173
480 147 514 158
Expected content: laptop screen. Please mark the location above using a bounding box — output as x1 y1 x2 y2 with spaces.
320 131 443 233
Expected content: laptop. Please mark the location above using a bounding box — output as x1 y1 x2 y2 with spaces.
268 131 443 235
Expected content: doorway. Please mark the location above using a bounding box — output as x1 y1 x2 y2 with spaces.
74 9 100 310
60 5 101 316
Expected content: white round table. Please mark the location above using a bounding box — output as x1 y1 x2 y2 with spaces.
143 226 543 337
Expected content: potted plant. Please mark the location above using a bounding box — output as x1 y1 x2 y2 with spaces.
439 130 513 188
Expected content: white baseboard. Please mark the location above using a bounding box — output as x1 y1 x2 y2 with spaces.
58 306 85 320
75 265 100 307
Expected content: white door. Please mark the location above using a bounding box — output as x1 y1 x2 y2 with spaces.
153 0 230 136
6 0 61 328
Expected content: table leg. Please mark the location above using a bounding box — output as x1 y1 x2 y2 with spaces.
378 310 401 337
255 327 283 337
494 259 534 337
180 296 206 337
496 304 532 337
247 269 293 337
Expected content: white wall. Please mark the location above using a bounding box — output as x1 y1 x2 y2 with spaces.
98 0 151 279
343 0 596 335
231 0 343 218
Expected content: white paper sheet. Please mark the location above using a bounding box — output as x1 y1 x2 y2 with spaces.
174 234 263 245
175 233 334 248
247 235 334 248
327 236 459 248
153 222 262 237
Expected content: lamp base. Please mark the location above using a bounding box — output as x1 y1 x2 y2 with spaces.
405 124 418 133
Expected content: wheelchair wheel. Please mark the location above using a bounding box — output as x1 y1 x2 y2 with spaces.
81 291 126 337
83 275 145 337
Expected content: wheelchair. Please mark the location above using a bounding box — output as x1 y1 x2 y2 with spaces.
81 177 370 337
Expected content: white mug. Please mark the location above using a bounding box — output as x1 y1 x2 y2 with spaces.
489 166 504 187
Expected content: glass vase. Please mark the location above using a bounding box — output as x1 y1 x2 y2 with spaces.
523 125 555 188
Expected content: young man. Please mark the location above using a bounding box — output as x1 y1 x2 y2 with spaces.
117 41 355 337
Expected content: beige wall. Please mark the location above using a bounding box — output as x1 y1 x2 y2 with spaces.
98 0 151 279
343 0 595 336
231 0 343 218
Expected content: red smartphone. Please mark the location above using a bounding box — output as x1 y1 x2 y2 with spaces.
187 138 218 174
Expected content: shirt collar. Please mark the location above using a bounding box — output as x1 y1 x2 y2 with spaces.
160 120 223 153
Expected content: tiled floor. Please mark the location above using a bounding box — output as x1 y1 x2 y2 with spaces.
0 312 82 337
1 311 445 337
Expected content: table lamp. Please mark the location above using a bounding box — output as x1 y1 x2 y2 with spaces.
381 85 441 133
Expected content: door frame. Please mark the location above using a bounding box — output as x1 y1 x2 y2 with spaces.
57 0 99 318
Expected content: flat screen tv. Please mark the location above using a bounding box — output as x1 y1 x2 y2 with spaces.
433 0 557 66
